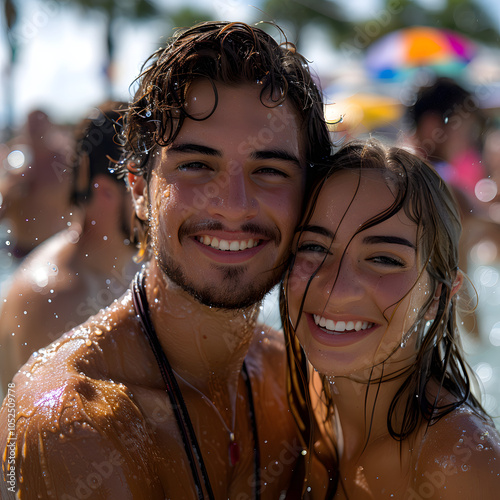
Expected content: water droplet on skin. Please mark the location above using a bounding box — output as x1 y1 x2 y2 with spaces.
461 464 469 471
85 339 92 347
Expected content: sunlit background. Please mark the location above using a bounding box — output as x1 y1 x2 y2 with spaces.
1 0 500 426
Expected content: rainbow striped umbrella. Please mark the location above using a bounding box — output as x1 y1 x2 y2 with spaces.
365 26 476 81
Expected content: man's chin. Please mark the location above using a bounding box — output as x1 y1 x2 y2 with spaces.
191 288 267 310
158 258 278 310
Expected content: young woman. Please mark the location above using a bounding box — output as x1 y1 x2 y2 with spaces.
281 140 500 499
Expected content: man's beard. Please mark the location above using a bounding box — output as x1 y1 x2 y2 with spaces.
157 253 283 310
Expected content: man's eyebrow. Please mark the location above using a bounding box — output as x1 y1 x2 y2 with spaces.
297 225 334 239
251 149 302 169
168 143 222 157
363 235 416 249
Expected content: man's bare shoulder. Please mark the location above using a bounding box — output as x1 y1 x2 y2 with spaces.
0 294 164 498
411 406 500 499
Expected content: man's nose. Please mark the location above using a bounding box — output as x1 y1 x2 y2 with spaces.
206 167 258 222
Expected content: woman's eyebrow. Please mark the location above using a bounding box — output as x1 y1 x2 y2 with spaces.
297 225 334 239
363 235 416 249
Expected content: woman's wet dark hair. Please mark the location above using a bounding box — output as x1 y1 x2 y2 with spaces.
281 139 490 492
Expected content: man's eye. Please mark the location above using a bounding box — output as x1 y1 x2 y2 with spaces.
255 167 289 177
177 162 211 171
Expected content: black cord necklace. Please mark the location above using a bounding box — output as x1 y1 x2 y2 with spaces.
132 271 261 500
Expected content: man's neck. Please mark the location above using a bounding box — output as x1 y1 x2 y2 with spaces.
144 260 259 393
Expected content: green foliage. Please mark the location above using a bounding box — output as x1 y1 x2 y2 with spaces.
260 0 353 46
261 0 500 48
374 0 500 45
168 7 213 30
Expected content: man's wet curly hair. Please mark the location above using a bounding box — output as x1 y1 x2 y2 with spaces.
118 21 330 180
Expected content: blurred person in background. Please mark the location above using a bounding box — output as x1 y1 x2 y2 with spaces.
406 76 487 200
0 102 140 396
405 76 491 340
0 110 74 288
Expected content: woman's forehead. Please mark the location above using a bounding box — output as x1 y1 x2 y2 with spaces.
307 168 416 237
314 169 394 214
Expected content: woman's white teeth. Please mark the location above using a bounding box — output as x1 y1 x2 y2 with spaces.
198 235 259 251
313 315 372 334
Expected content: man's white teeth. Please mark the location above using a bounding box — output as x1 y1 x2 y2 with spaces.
198 235 259 251
313 315 372 334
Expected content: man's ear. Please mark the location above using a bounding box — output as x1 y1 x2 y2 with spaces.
128 172 148 221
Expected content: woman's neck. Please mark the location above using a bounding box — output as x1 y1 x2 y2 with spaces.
330 375 409 462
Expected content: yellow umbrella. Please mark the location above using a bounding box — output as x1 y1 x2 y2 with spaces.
325 93 404 136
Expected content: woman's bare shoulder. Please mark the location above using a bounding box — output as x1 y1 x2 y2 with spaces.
411 407 500 499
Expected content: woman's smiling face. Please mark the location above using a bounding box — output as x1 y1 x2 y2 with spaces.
287 168 434 380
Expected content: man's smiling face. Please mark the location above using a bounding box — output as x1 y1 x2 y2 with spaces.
142 80 305 309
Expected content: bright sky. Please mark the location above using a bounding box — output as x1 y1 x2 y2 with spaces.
0 0 498 133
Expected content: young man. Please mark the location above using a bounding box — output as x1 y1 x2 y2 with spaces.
0 22 331 499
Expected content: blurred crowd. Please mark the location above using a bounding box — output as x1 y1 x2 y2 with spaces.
0 102 140 399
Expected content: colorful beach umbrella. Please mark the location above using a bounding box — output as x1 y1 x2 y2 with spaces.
365 26 476 81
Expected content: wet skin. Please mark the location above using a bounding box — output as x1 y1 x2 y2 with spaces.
287 169 500 499
0 82 310 499
0 292 300 499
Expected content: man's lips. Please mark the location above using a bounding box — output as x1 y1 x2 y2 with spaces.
196 235 260 251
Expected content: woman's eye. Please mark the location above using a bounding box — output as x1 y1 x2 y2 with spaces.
369 255 405 267
297 242 330 254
